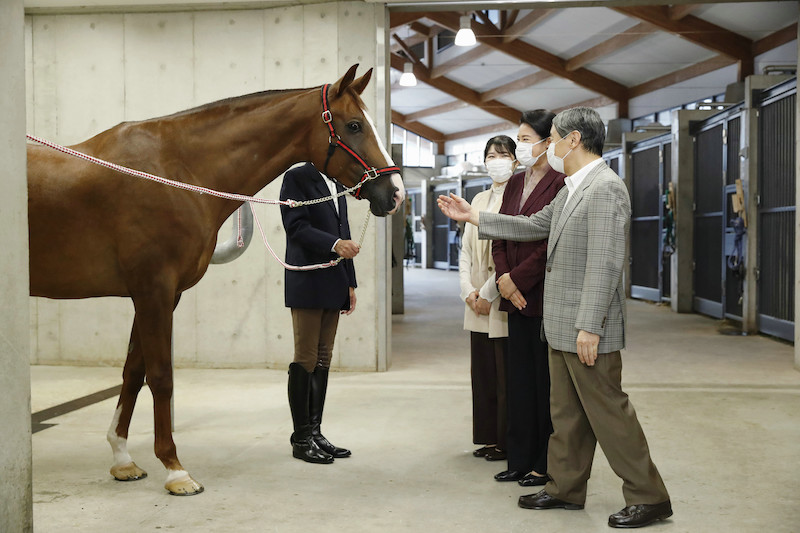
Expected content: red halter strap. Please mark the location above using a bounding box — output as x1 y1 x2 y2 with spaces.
320 83 400 198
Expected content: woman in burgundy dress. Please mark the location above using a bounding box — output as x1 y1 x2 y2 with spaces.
491 110 566 488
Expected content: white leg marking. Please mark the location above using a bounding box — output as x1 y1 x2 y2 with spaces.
165 469 191 484
107 406 133 467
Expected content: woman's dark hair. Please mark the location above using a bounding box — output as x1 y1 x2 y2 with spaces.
519 109 556 141
483 135 517 160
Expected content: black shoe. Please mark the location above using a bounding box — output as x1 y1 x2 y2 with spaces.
608 501 672 528
473 445 494 458
494 470 524 482
518 490 584 510
314 434 351 458
291 435 334 464
484 447 507 461
309 367 351 459
518 473 548 487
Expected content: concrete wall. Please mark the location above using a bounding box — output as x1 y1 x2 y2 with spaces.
0 1 33 530
26 2 393 371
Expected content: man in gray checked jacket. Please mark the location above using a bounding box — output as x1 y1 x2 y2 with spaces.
438 107 671 529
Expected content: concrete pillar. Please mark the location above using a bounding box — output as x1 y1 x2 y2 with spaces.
669 109 716 312
0 0 33 531
741 74 793 334
795 13 800 369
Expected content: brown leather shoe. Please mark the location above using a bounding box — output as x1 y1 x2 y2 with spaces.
518 489 584 510
608 501 673 528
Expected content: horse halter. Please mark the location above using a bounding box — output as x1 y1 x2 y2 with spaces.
320 83 400 199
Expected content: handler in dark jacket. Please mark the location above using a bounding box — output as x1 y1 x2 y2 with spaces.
280 162 358 464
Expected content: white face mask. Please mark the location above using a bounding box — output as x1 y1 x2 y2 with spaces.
515 138 546 168
546 133 575 174
485 159 514 184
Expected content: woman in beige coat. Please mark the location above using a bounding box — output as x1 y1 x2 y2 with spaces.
459 135 515 461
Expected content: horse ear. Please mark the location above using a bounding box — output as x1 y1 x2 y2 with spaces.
350 68 373 95
329 64 359 100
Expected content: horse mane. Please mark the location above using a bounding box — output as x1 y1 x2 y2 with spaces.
160 87 308 120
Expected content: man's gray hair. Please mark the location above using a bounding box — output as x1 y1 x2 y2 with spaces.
552 107 605 156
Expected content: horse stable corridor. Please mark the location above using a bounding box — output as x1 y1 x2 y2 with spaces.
30 268 800 533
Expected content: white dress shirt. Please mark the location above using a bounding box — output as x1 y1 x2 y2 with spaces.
563 157 604 210
321 173 341 252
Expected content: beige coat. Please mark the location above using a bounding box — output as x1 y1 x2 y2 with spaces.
459 187 508 338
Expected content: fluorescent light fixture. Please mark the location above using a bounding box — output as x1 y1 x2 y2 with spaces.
455 15 476 47
399 62 417 87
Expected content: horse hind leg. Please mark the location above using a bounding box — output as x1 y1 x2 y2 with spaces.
107 317 148 481
134 290 203 496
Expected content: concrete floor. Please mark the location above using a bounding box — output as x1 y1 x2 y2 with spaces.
31 268 800 532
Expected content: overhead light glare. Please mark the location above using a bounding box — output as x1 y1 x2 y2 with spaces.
455 15 476 47
399 62 417 87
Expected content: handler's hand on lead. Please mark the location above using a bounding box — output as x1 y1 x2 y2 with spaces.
437 193 476 224
335 239 360 259
576 330 600 366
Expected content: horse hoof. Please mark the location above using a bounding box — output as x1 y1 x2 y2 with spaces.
165 473 204 496
110 462 148 481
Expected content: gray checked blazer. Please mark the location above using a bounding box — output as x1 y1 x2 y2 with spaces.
478 161 630 354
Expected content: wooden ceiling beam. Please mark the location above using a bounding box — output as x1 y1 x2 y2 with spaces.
566 22 657 72
409 21 434 37
628 55 737 98
427 12 628 101
502 9 555 43
443 121 516 142
614 6 752 60
390 52 521 123
474 11 496 32
668 4 701 21
392 33 422 65
552 95 617 114
753 22 798 56
431 44 493 78
480 70 554 102
390 12 422 30
392 110 445 145
503 10 519 32
406 100 470 122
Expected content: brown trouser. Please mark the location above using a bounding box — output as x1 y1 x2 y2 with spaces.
291 308 340 372
544 348 669 506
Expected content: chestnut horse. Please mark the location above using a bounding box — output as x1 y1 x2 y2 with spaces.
27 65 403 496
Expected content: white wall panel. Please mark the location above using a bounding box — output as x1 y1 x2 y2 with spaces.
27 3 392 371
123 12 194 120
54 14 125 144
302 3 339 86
263 6 305 89
194 10 265 104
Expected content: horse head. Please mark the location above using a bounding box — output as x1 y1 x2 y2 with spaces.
311 64 405 217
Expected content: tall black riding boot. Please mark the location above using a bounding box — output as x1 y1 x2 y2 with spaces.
309 367 351 458
288 363 333 464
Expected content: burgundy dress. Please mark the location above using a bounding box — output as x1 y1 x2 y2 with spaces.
491 167 565 476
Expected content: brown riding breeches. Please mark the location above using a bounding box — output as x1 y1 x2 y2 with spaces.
291 308 340 372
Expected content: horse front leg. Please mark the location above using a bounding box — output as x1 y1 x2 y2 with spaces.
134 290 204 496
107 315 148 481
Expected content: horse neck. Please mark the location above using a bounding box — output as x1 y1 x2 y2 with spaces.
168 88 319 226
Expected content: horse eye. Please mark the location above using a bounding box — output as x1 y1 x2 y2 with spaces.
347 121 362 133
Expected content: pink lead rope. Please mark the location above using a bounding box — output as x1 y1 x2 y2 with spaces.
26 133 370 271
